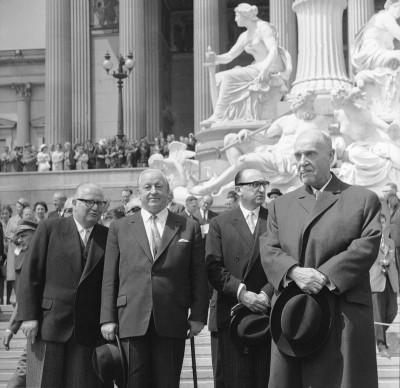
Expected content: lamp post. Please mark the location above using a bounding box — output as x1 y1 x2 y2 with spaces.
102 52 135 140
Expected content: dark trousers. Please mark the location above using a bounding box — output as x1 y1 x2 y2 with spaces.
120 316 186 388
211 331 225 388
218 328 270 388
372 281 398 349
27 337 108 388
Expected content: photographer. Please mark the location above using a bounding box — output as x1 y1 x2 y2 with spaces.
370 213 399 359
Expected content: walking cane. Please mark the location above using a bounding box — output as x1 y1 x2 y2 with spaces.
190 336 198 388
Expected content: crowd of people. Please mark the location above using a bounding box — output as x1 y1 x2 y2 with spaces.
0 133 197 173
0 129 399 388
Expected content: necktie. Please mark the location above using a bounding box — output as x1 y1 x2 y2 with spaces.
247 212 256 234
82 228 90 246
315 190 321 200
150 215 162 258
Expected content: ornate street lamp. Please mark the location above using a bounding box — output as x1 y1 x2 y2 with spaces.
102 51 135 140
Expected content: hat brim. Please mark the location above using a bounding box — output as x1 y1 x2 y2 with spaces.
229 304 271 355
270 283 332 357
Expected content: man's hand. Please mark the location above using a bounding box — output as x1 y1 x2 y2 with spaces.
288 266 327 294
21 320 38 344
237 129 251 143
239 290 270 312
2 330 13 350
101 323 118 341
187 321 204 339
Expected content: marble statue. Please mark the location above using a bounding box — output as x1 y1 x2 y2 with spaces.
202 3 292 127
351 0 400 121
191 90 332 195
331 87 400 186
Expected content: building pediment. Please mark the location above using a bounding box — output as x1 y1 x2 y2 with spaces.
31 116 45 128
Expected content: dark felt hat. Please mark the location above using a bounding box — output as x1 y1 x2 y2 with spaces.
92 336 126 388
270 283 332 357
229 303 271 355
15 220 38 235
267 188 283 198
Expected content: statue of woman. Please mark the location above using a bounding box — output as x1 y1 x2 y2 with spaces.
202 3 292 126
352 0 400 71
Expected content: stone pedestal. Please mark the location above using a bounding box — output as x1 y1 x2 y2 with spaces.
193 0 220 131
71 0 91 142
45 0 72 144
347 0 374 78
291 0 351 96
120 0 146 140
12 83 32 146
270 0 298 85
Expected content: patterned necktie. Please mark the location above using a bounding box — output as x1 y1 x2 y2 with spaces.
82 228 90 247
150 215 161 258
315 190 321 200
247 212 256 234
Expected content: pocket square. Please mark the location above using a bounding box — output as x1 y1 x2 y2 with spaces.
178 239 189 243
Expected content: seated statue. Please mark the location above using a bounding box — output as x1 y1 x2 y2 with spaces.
202 3 292 127
191 90 331 195
351 0 400 121
331 87 400 186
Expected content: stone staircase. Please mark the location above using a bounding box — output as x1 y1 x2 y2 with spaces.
0 299 398 388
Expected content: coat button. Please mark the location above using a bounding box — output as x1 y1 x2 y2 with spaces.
235 257 239 261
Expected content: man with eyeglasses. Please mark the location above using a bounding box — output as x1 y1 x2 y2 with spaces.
206 168 275 387
17 182 111 388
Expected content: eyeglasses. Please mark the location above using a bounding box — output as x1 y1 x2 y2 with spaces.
64 208 73 214
76 198 107 210
126 207 141 215
237 181 270 190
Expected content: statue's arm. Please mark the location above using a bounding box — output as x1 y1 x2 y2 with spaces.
379 12 400 42
212 33 246 65
257 24 279 81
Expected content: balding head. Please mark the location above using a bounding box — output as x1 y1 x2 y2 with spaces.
201 195 213 211
53 191 67 210
294 130 334 189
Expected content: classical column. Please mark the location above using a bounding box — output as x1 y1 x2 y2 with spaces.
291 0 351 95
270 0 298 85
347 0 374 77
144 0 161 140
193 0 220 131
120 0 146 140
12 83 32 146
45 0 72 144
71 0 91 143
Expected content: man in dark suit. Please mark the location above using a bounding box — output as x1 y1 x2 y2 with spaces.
194 195 218 237
261 130 381 388
101 169 209 388
167 191 185 214
47 191 67 218
17 182 111 388
206 168 274 388
179 195 199 221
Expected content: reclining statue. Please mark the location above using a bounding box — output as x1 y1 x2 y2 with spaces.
191 90 331 195
201 3 292 127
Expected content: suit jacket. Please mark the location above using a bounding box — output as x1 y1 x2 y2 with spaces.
0 223 4 263
388 202 400 248
100 211 209 339
260 174 380 388
194 209 219 225
168 202 185 214
206 206 274 329
17 217 109 347
47 210 61 219
178 210 199 222
370 235 399 293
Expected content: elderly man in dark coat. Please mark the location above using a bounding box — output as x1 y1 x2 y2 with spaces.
261 130 381 388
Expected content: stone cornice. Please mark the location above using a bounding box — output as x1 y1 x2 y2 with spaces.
0 49 45 67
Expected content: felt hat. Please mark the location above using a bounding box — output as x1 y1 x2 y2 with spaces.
15 220 38 235
39 144 47 152
229 303 272 355
267 188 283 198
270 283 332 357
17 198 30 208
92 336 126 388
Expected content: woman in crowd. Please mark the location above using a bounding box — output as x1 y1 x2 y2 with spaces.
95 139 108 169
64 142 76 170
51 143 64 171
33 201 48 223
36 144 51 172
0 206 11 305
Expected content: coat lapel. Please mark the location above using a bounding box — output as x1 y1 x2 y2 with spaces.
80 224 105 283
243 207 268 280
155 213 181 261
231 208 254 250
61 217 83 277
129 213 153 263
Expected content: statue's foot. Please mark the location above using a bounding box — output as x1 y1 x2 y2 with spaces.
200 116 215 128
190 182 217 196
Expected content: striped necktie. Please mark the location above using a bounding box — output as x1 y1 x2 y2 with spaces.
150 215 161 258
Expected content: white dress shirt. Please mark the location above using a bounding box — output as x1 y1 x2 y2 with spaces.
73 218 94 245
